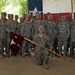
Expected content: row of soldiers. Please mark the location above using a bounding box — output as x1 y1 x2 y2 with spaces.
0 12 75 69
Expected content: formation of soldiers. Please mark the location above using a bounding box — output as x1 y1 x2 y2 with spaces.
0 12 75 69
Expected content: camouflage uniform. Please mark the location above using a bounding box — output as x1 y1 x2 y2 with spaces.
57 21 70 56
0 15 10 55
0 21 7 54
6 14 17 55
47 15 58 56
33 26 50 65
46 20 57 50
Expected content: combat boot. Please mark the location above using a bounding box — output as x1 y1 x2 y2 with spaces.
43 64 49 69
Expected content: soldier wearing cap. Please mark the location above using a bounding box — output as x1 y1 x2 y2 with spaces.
21 15 33 56
0 12 11 57
5 14 17 56
57 16 70 57
1 12 7 20
46 14 58 56
0 15 7 58
32 25 50 69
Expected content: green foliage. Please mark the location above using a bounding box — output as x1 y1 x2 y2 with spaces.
0 0 28 16
19 0 28 16
9 0 28 16
0 0 5 13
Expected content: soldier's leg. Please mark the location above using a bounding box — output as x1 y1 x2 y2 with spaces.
6 37 10 56
49 41 54 57
67 37 70 52
42 50 49 69
58 38 62 55
0 39 4 58
5 32 10 56
73 42 75 56
54 38 59 54
43 50 49 64
21 40 26 57
26 41 31 55
35 50 43 65
70 42 74 57
63 40 68 57
2 39 6 54
49 38 54 57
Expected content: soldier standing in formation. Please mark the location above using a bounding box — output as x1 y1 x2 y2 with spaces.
57 16 70 57
20 15 33 57
46 14 58 56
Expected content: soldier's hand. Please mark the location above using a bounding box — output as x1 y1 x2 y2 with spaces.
31 41 35 44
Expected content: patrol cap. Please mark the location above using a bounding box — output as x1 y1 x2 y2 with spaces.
36 12 39 14
47 12 51 15
48 14 52 19
15 15 18 18
26 14 30 18
20 17 24 20
38 25 45 31
1 12 6 16
59 13 62 16
9 14 13 17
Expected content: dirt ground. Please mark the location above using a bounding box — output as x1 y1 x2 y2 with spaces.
0 55 75 75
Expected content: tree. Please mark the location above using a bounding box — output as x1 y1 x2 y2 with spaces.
0 0 6 13
0 0 28 16
19 0 28 15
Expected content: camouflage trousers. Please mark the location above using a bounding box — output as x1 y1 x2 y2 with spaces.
70 41 75 56
0 39 6 54
21 40 31 54
58 37 68 54
35 47 49 65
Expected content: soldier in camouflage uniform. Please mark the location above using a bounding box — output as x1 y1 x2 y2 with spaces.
6 14 17 56
32 25 50 69
0 16 7 58
20 15 33 56
69 20 75 57
46 14 58 56
57 16 70 57
18 17 24 55
0 12 10 57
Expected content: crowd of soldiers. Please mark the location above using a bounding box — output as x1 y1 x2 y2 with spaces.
0 11 75 69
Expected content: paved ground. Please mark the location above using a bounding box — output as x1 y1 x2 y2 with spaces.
0 56 75 75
